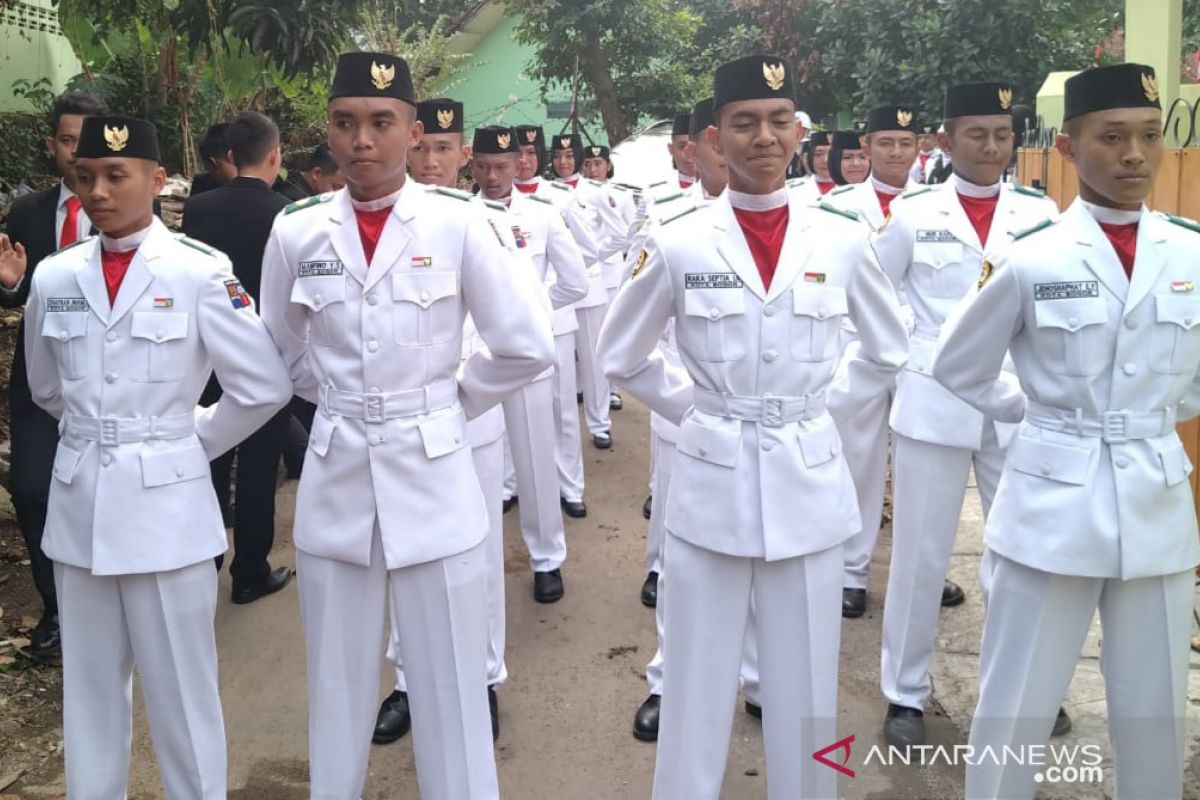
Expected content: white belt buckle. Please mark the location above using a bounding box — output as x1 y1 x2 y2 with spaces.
1102 410 1129 443
99 417 120 446
363 393 386 423
761 396 784 428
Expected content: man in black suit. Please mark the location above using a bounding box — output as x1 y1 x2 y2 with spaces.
189 123 238 198
182 111 293 604
0 91 110 657
277 143 344 202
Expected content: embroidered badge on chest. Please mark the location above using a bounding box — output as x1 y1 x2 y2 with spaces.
46 297 89 313
803 272 826 283
153 297 174 308
1033 281 1099 301
685 273 743 289
916 229 958 244
410 256 433 268
511 226 528 248
1171 281 1194 293
298 260 344 277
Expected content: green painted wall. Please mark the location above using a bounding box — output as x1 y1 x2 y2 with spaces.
0 0 82 111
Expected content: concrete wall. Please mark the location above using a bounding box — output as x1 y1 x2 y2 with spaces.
0 0 82 111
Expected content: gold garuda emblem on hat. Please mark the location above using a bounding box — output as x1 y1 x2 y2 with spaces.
763 61 786 92
998 87 1013 110
104 124 129 152
560 136 572 149
436 108 454 129
590 146 602 157
525 129 538 143
897 109 913 127
497 132 512 149
1142 72 1160 102
371 60 395 91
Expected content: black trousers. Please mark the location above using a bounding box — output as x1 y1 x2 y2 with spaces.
9 404 59 615
210 407 290 590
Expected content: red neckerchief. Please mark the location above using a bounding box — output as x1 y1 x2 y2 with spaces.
875 190 898 219
101 249 137 306
515 182 539 194
918 152 931 172
562 176 579 188
957 192 1000 247
816 179 836 196
1098 222 1138 278
679 175 695 189
354 206 393 266
733 205 789 291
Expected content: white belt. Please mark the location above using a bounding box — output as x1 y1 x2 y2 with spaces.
320 378 458 422
1023 401 1176 443
693 388 826 427
63 412 195 446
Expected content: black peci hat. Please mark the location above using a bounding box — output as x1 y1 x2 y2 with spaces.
943 82 1015 119
866 105 921 134
76 115 160 161
831 130 862 151
473 126 519 154
808 130 831 148
713 54 795 111
672 112 692 137
688 97 715 138
584 144 611 160
1064 63 1161 122
330 52 416 106
919 120 940 135
550 132 582 152
417 98 463 133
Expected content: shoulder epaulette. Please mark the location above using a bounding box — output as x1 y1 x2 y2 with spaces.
829 184 855 196
647 180 667 189
1012 184 1046 199
53 236 94 255
585 179 604 188
284 193 332 214
613 182 639 192
528 194 554 205
481 199 506 212
1163 213 1200 235
1009 217 1056 241
433 186 472 202
818 202 859 222
652 191 684 206
660 204 699 225
787 177 806 188
900 186 933 200
179 236 217 257
550 181 572 191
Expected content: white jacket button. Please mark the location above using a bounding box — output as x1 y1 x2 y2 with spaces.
1115 456 1130 469
1122 363 1137 376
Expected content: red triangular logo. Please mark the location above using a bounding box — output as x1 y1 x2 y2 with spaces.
812 734 856 778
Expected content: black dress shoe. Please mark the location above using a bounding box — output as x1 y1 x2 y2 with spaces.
641 571 658 608
592 431 612 449
488 686 500 741
745 699 762 719
1052 706 1072 737
30 613 61 658
561 497 588 518
842 587 867 618
883 703 926 747
633 694 660 741
941 579 965 607
642 494 652 520
610 392 623 410
373 690 411 744
534 569 565 603
503 495 518 514
577 391 584 404
231 566 293 605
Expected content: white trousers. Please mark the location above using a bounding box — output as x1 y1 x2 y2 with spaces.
644 431 676 694
967 551 1193 800
652 534 843 800
575 302 612 437
55 560 226 800
551 331 585 502
299 534 497 800
501 375 568 572
837 390 892 589
881 428 1003 710
390 435 508 691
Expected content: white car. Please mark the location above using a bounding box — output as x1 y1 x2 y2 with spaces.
609 120 679 190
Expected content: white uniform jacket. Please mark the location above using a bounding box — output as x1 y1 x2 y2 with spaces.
539 180 610 309
824 177 918 232
873 177 1059 449
598 192 908 561
507 191 590 338
25 219 292 575
260 183 554 569
933 200 1200 580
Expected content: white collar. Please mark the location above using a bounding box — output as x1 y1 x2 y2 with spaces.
349 183 405 212
1081 199 1143 225
953 174 1001 198
100 220 154 253
728 187 788 211
870 175 905 195
514 176 541 187
57 180 79 209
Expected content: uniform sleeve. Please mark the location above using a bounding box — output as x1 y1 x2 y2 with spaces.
1176 363 1200 422
23 272 63 418
544 210 589 308
259 222 319 402
931 256 1027 423
592 187 629 260
827 233 909 412
870 208 915 292
560 199 601 269
193 259 293 459
621 216 652 284
598 233 693 425
459 212 555 419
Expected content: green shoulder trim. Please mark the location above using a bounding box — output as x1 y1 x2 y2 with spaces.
179 236 217 257
1013 184 1046 199
1009 217 1056 241
829 184 855 196
528 194 554 205
585 179 604 188
647 180 667 188
550 181 572 191
786 177 806 188
652 191 684 206
660 204 699 225
482 199 506 212
53 236 94 255
818 202 859 222
1164 213 1200 235
433 186 472 202
283 193 330 215
900 186 933 200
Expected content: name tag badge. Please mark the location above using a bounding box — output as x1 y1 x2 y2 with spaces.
1034 281 1100 301
298 260 344 278
685 273 744 290
46 297 89 313
916 229 958 244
